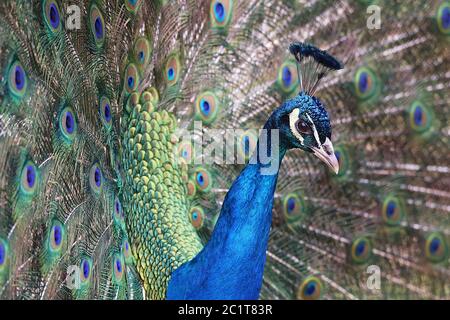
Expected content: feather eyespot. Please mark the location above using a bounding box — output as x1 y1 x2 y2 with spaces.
134 37 151 68
0 239 8 269
59 107 77 141
437 2 450 34
114 197 122 218
122 239 132 263
189 207 204 229
80 258 92 282
194 167 212 192
277 60 298 93
354 67 379 101
177 141 193 164
358 71 370 92
168 68 174 80
125 0 143 13
43 0 62 32
20 162 38 195
8 61 28 99
386 201 396 217
210 0 233 28
381 195 405 226
124 63 139 93
214 2 225 22
186 180 196 198
297 276 323 300
282 66 292 87
113 254 124 283
0 238 9 283
0 244 4 266
89 4 105 47
409 101 432 134
113 197 126 230
0 238 9 284
201 100 210 114
165 55 180 86
295 119 312 135
283 193 305 223
350 237 372 264
114 198 124 219
287 198 296 213
414 106 423 125
195 91 219 124
89 164 103 194
196 172 206 187
49 221 65 252
115 258 122 273
425 232 448 263
99 96 112 128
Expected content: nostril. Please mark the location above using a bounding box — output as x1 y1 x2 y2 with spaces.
321 137 334 155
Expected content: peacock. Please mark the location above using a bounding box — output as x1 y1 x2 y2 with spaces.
0 0 449 300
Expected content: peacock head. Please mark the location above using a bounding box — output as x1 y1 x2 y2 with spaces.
275 42 343 174
271 92 338 174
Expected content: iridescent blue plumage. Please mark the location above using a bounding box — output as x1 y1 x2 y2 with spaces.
49 4 59 29
82 259 90 279
0 243 5 266
168 82 337 299
282 66 292 87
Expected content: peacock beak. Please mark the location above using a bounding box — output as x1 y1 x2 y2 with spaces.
311 137 339 174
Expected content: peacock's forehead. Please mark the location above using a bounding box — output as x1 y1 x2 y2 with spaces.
294 93 332 142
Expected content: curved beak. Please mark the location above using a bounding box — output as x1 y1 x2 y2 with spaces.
311 138 339 174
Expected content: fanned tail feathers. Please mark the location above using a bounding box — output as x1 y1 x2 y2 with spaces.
0 0 449 299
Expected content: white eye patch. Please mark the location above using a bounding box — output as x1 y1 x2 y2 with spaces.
289 108 304 145
289 109 322 148
306 113 322 148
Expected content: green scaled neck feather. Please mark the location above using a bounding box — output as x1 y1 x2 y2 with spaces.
121 90 202 299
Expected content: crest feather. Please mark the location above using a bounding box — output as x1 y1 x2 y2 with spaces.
289 42 343 95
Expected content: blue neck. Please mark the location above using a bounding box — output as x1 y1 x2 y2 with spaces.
167 116 287 300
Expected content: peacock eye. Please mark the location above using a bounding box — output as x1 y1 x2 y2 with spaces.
295 120 312 135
